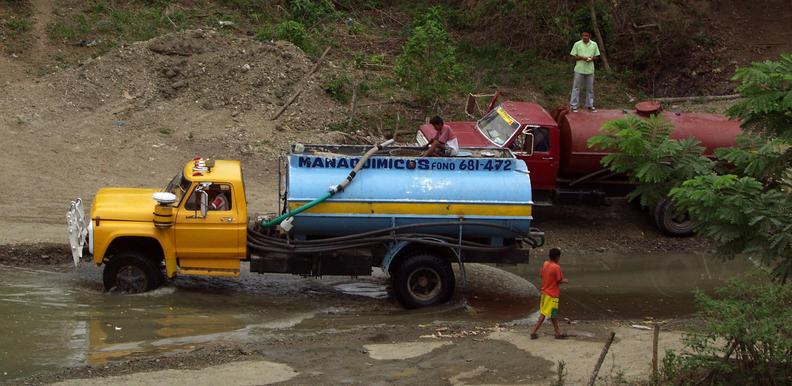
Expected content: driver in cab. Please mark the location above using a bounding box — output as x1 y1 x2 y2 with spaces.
208 185 230 211
421 116 459 157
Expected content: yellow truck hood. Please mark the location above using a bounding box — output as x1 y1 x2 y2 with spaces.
92 188 160 222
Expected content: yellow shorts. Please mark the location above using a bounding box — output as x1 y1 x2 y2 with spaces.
539 293 559 318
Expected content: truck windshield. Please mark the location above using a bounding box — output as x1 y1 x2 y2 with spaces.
163 172 191 204
477 105 521 146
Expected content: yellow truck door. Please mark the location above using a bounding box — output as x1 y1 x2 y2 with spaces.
174 182 241 259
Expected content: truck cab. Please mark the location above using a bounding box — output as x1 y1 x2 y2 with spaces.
68 159 248 293
416 100 560 202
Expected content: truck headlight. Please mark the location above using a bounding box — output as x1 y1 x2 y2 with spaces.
416 131 428 146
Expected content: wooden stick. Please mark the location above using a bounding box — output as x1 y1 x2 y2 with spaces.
358 100 401 108
589 0 612 72
632 22 660 30
392 111 401 141
347 82 358 125
587 331 616 386
271 47 332 120
653 94 741 103
652 323 660 378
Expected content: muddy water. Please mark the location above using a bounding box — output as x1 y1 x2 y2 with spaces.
0 263 499 382
501 252 753 319
0 264 350 381
1 251 750 382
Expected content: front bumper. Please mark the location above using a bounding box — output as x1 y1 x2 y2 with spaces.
66 198 91 266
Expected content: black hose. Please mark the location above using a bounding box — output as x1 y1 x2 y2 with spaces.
247 220 542 256
248 231 497 248
249 220 525 243
247 234 525 254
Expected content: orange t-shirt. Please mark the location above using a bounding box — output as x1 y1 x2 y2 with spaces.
540 260 564 298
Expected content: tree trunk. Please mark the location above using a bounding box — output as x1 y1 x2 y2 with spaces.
589 0 612 72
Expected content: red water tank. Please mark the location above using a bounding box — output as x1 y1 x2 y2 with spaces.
557 104 742 178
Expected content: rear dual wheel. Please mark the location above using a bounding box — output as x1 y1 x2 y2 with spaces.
653 198 695 237
393 253 455 309
103 252 164 293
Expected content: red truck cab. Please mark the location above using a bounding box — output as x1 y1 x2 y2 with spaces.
416 100 560 195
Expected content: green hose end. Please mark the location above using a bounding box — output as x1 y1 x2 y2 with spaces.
260 191 333 228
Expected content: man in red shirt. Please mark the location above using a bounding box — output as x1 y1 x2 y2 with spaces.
421 116 459 157
531 248 569 339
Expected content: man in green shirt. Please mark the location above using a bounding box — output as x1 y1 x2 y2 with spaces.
569 31 600 112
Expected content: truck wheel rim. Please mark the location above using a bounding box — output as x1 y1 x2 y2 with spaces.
407 267 442 301
117 265 147 293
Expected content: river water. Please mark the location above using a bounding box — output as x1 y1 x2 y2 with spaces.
0 252 751 382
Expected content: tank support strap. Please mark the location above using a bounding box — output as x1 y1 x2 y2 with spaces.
456 220 467 299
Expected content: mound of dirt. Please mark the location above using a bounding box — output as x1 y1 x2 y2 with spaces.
34 29 346 130
0 30 358 244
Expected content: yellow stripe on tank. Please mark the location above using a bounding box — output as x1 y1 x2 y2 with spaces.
288 201 532 217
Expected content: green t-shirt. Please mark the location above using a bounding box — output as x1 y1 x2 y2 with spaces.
570 40 600 75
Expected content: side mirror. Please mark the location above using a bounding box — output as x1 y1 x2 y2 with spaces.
199 190 209 218
464 93 477 118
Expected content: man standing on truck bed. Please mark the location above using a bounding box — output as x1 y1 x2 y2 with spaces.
421 116 459 157
569 31 600 113
531 248 569 339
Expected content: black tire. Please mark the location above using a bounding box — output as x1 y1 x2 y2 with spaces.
103 252 163 293
653 198 694 237
393 253 455 309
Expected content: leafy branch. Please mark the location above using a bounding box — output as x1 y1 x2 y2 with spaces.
587 114 713 208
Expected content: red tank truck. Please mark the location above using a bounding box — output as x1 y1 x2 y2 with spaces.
415 95 742 236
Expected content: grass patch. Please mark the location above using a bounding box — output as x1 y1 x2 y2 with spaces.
0 0 33 53
2 15 30 33
157 127 174 136
48 4 179 46
323 72 353 104
458 41 568 103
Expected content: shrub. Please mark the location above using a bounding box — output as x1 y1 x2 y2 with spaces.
288 0 334 24
324 72 353 103
274 20 308 51
394 7 462 106
662 276 792 384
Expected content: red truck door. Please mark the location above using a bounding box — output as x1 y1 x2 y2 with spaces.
511 125 559 193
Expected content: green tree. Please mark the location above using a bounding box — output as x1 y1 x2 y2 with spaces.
394 7 462 106
587 114 713 208
670 54 792 282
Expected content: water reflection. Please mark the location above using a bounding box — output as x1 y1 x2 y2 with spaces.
500 252 753 319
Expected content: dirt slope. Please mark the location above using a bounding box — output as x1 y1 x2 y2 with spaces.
0 30 349 243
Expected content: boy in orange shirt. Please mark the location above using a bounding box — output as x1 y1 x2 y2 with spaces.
531 248 569 339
